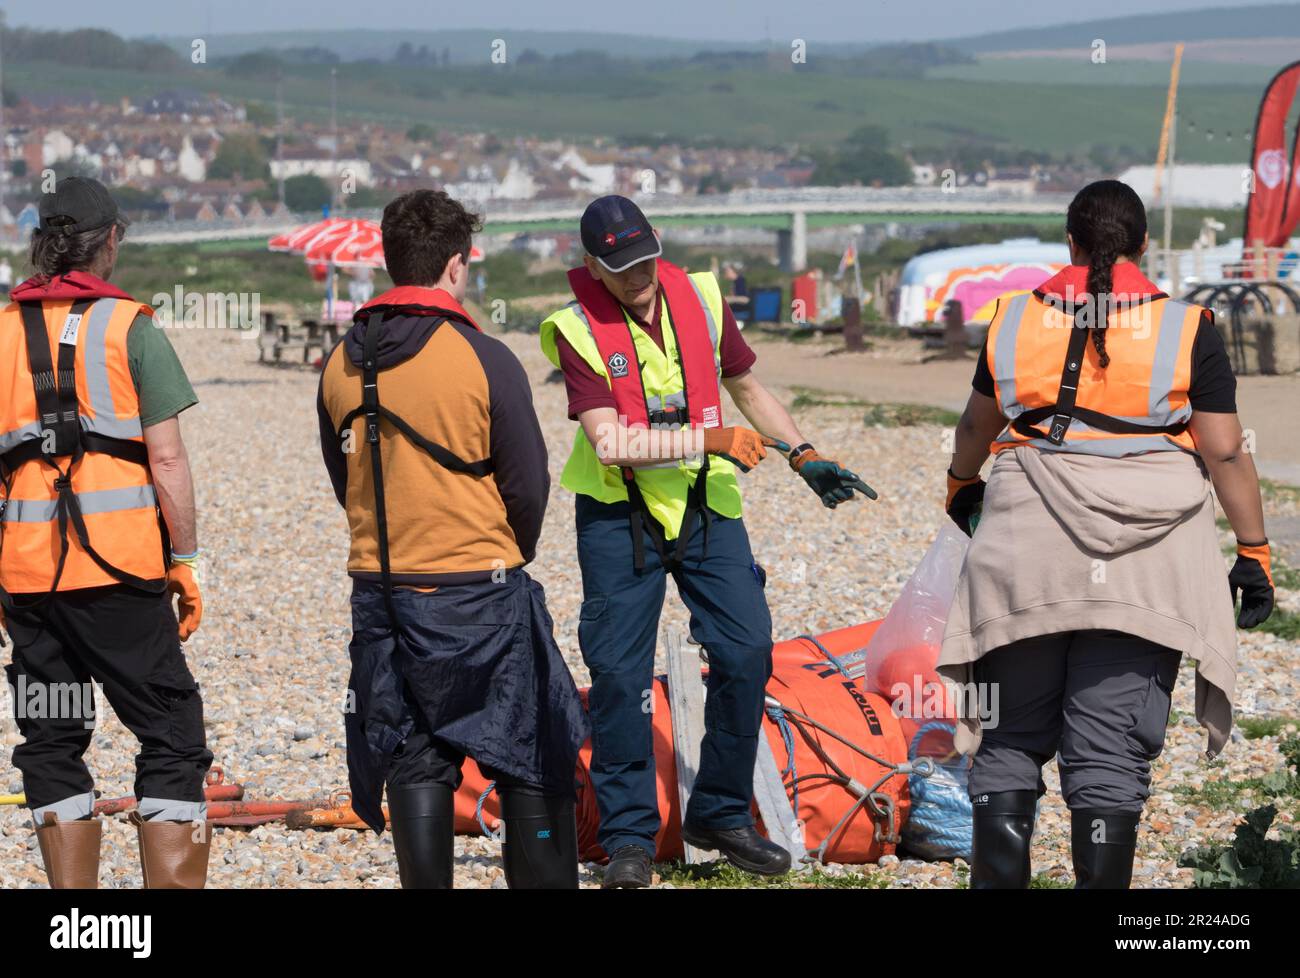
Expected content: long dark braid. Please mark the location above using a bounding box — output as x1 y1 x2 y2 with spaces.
1065 181 1147 370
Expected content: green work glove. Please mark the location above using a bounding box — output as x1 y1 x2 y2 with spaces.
776 441 878 509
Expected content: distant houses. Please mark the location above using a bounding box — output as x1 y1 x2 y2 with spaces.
0 81 1150 242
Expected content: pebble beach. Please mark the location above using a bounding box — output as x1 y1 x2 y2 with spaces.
2 322 1296 889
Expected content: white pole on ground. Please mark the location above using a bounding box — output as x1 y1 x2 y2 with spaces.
664 628 716 865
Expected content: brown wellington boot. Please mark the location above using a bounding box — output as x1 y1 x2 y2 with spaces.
35 814 103 889
130 811 211 889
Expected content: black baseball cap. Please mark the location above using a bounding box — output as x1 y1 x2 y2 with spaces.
580 195 661 273
39 176 127 235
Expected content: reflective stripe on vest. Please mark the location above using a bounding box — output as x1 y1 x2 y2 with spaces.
0 296 164 592
988 291 1201 456
0 298 145 450
1 484 158 523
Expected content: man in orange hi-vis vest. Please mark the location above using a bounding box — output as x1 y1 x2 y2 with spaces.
1 178 212 889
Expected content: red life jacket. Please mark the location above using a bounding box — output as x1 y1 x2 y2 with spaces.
566 259 726 569
565 259 723 430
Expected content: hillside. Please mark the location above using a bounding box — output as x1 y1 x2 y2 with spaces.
950 3 1300 53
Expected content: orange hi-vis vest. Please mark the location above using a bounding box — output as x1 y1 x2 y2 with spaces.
986 290 1204 458
0 297 167 594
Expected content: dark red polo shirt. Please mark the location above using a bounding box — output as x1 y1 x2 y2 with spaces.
554 286 757 419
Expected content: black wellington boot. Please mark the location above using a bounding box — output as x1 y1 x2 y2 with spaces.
970 790 1037 889
1071 809 1139 889
386 783 455 889
499 787 579 889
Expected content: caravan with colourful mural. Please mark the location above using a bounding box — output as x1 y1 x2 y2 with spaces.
895 238 1069 327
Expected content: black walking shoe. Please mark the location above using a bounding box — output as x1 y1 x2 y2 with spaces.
601 845 653 889
681 823 791 876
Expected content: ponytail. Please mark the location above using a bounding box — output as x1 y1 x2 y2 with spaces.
1086 249 1115 369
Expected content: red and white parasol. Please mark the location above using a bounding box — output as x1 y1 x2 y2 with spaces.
270 218 485 272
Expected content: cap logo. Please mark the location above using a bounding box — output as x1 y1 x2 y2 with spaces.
604 233 617 247
607 351 629 378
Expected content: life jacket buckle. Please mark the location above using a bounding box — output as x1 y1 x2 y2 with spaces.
1048 415 1070 445
647 406 682 429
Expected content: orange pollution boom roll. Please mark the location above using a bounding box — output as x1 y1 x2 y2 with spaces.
453 620 914 864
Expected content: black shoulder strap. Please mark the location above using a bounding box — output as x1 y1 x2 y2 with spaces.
20 299 90 459
1042 311 1093 446
359 313 398 625
1011 303 1187 444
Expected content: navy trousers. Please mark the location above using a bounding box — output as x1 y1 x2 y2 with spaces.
574 494 773 856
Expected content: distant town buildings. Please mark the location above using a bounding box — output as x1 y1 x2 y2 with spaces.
0 84 1170 237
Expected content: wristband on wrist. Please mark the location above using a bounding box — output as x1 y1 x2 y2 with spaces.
947 467 981 483
170 550 200 566
788 442 815 466
1236 538 1268 549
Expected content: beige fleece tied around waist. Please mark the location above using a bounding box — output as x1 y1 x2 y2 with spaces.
938 447 1237 760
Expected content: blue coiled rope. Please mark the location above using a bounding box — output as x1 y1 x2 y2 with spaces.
903 721 972 861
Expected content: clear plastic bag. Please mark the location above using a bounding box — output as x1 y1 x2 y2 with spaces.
862 523 972 861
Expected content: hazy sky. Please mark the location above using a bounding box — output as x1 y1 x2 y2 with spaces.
0 0 1278 43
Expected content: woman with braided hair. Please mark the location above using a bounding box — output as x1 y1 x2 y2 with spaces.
937 180 1274 889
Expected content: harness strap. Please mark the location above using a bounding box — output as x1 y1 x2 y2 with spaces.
1043 312 1092 446
1010 307 1188 445
1 431 148 477
1011 405 1189 439
359 312 399 626
20 300 89 457
344 312 495 625
622 453 710 573
5 301 165 603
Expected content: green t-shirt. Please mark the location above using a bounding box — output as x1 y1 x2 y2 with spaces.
126 315 198 427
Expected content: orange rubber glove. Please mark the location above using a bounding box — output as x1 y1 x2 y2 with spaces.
701 426 778 472
166 561 204 642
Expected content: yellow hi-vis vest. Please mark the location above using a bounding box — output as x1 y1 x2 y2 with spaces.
539 271 740 539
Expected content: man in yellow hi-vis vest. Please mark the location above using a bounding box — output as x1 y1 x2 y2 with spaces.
540 196 876 887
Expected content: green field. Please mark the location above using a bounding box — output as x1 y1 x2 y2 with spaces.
6 57 1261 161
926 57 1278 88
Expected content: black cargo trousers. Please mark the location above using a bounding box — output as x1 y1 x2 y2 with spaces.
2 584 212 823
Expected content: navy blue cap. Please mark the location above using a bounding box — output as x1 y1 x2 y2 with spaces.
580 195 661 273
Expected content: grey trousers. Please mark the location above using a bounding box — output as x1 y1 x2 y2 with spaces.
968 630 1181 813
